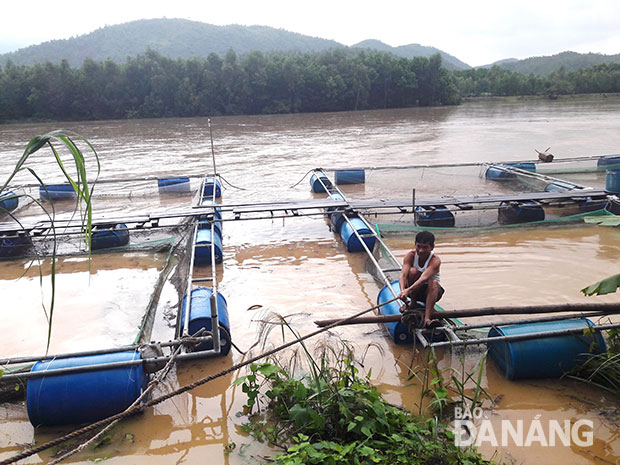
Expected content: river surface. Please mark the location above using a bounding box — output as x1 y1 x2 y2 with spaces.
0 95 619 464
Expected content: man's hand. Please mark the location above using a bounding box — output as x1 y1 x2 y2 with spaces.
398 289 409 303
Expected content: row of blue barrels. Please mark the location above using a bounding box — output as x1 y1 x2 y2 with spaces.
310 170 365 193
159 176 223 197
485 163 536 181
326 193 376 253
0 223 130 258
376 281 607 380
195 198 223 265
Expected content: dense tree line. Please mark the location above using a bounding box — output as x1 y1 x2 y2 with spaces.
454 63 620 97
0 49 460 122
1 50 618 123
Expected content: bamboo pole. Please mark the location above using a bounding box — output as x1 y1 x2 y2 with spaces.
314 302 620 327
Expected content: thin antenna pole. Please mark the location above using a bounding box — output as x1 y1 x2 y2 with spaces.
208 118 217 176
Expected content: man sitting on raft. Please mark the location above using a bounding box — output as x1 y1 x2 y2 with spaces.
398 230 444 328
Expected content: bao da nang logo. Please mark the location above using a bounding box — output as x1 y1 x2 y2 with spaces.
451 407 594 448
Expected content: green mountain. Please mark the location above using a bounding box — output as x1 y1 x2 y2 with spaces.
0 18 343 67
352 39 471 70
0 18 469 69
485 51 620 76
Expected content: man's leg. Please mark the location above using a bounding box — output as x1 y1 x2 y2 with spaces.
423 279 440 326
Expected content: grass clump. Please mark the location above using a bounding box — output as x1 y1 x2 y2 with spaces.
569 328 620 396
235 349 494 465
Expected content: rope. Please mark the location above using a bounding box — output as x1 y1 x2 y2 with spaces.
218 174 246 191
0 297 399 465
289 169 316 189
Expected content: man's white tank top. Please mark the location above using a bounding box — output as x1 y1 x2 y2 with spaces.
413 251 440 282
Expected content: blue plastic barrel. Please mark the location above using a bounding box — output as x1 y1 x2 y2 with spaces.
508 162 536 172
605 169 620 194
415 205 455 228
158 177 191 193
597 155 620 169
0 191 18 213
203 177 222 198
39 184 76 201
195 228 223 265
309 173 332 193
181 287 232 355
0 231 31 258
198 200 223 236
92 224 130 250
498 201 545 224
339 217 376 253
377 281 411 344
485 166 515 181
327 193 346 230
487 319 606 380
335 169 365 185
26 351 148 426
605 196 620 215
544 181 577 192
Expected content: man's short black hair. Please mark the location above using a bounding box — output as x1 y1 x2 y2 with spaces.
415 230 435 246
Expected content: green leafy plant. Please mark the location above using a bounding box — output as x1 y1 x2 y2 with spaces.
581 273 620 296
1 130 99 352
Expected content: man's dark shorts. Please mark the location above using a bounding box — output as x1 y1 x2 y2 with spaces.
411 281 445 305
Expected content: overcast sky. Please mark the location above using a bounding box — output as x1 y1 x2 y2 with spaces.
1 0 619 66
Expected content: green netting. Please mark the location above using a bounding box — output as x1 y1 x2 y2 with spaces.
375 208 615 235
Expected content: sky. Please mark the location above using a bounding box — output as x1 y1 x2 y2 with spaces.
1 0 619 66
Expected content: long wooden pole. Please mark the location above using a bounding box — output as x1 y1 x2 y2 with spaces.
314 302 620 327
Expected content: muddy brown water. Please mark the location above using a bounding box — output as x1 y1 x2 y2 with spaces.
0 96 619 464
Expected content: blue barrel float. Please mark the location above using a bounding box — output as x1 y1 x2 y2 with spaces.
26 351 148 426
487 319 606 380
158 177 191 193
309 172 332 193
415 205 455 228
485 163 536 181
498 200 545 224
605 169 620 194
181 287 232 355
39 184 76 201
203 177 222 198
198 199 222 237
327 192 346 230
0 230 31 258
92 224 130 250
605 196 620 215
194 228 223 265
339 216 376 253
377 281 412 344
0 191 18 213
335 169 365 185
597 154 620 169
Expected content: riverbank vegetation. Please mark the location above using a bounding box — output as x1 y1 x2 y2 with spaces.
1 48 619 123
234 343 494 465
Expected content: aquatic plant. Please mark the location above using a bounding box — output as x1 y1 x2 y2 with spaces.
1 130 99 352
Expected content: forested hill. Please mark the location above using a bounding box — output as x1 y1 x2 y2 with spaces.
0 19 342 67
352 39 471 70
0 18 466 69
487 51 620 76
